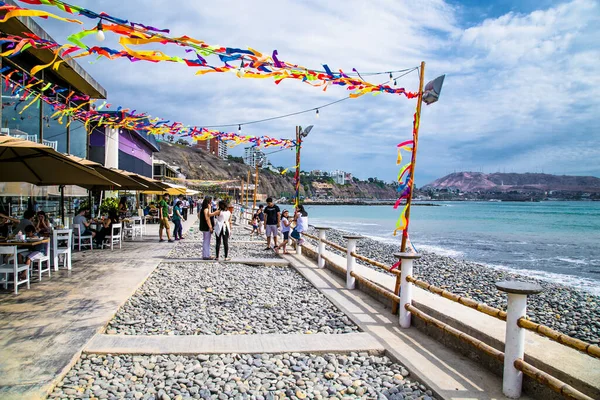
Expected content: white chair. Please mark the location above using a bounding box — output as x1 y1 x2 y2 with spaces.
131 217 143 238
52 229 72 271
31 240 51 281
0 246 30 294
137 209 147 235
71 224 93 251
101 223 122 250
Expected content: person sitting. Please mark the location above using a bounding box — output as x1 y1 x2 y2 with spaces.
21 225 46 267
13 209 35 235
118 197 128 220
73 208 96 239
35 211 51 235
0 213 19 237
94 210 119 246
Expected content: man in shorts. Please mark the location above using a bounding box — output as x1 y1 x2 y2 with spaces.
263 197 280 251
158 193 174 243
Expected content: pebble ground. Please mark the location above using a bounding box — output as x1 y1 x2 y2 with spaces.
49 352 435 400
107 262 358 335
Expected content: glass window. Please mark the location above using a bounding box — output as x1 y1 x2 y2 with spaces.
42 104 67 154
69 118 87 158
1 82 41 140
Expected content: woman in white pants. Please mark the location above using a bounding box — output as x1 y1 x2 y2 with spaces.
199 196 218 260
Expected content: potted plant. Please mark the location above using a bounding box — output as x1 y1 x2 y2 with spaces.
99 197 119 215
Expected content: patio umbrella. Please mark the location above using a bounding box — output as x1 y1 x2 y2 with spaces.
0 136 118 187
0 136 119 223
117 171 169 192
64 155 149 191
141 181 187 195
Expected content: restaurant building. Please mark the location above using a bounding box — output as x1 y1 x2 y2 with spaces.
0 0 106 158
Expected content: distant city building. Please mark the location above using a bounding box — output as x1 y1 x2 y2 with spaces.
310 170 323 176
244 146 267 167
195 137 228 160
331 169 348 185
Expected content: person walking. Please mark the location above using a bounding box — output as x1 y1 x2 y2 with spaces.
199 196 218 260
172 200 184 240
263 197 280 251
214 200 232 260
180 195 189 221
257 205 265 235
280 209 291 254
292 204 309 245
158 193 173 242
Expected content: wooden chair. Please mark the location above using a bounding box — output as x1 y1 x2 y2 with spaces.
52 229 72 271
0 246 30 294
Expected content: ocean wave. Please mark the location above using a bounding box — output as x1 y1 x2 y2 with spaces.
418 244 465 259
555 257 588 265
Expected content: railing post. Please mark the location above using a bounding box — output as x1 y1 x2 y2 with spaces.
314 226 331 268
495 281 543 399
342 235 362 289
394 252 421 328
296 235 302 255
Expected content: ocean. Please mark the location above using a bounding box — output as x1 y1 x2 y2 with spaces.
301 201 600 295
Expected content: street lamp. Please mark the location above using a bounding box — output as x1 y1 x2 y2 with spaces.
295 125 314 207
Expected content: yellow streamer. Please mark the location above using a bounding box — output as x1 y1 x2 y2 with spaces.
0 9 82 25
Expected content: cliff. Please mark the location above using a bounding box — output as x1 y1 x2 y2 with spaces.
422 172 600 193
154 142 398 200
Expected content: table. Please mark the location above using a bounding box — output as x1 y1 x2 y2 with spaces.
0 238 50 247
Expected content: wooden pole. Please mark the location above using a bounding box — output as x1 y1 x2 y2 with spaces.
294 126 301 208
240 178 244 208
253 162 259 208
392 61 426 314
246 170 250 207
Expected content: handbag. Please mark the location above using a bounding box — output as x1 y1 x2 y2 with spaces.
291 228 300 240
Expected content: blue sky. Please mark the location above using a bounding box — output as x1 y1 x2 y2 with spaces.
25 0 600 185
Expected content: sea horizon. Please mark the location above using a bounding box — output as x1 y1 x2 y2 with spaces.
302 201 600 296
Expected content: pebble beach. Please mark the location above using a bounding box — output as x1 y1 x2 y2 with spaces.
49 353 435 400
305 227 600 344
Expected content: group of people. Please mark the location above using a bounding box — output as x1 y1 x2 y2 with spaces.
0 210 54 267
250 198 308 254
156 194 197 243
199 196 232 260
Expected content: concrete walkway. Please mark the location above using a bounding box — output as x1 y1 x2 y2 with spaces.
282 247 528 400
85 332 383 355
0 214 198 400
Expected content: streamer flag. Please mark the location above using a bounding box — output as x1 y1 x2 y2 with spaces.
0 63 296 149
7 0 419 99
393 139 415 236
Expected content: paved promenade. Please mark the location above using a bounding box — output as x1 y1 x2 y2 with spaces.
7 216 591 399
0 215 198 400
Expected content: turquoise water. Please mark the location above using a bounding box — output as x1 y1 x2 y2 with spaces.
302 202 600 294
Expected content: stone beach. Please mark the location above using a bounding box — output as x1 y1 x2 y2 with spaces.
107 262 358 335
306 227 600 344
167 241 281 260
49 352 435 400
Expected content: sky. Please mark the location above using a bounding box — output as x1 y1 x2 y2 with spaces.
22 0 600 185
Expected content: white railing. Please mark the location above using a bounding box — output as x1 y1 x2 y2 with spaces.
43 140 58 151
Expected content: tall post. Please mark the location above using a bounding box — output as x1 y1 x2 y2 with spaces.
496 281 542 399
246 170 250 207
343 234 362 289
393 61 426 314
59 185 65 226
253 163 259 209
315 226 330 268
240 178 245 221
395 253 421 328
294 126 301 208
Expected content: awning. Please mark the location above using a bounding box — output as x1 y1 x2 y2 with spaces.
65 155 149 191
0 136 118 187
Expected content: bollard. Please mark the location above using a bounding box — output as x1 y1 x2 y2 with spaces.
314 226 331 268
394 252 421 328
296 236 302 255
495 281 543 399
342 235 362 289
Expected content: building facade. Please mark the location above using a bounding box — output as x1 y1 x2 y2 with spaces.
195 137 228 159
243 146 267 167
0 1 106 158
331 169 347 185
